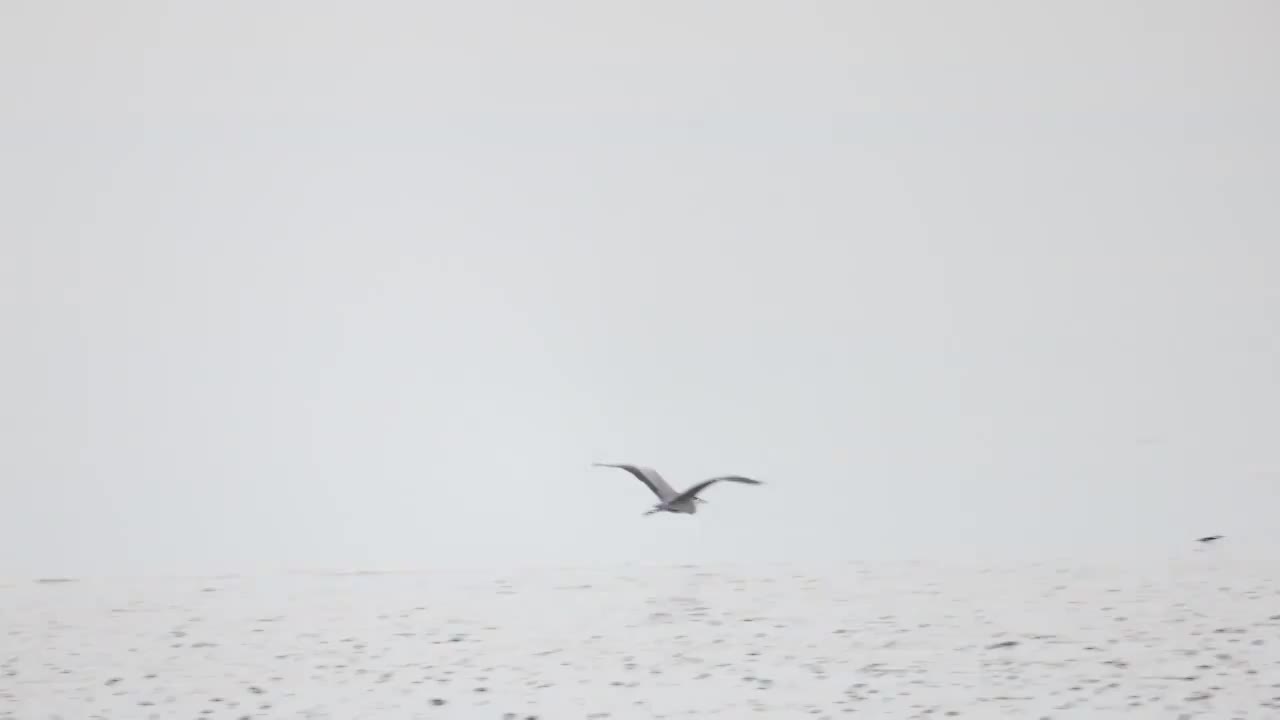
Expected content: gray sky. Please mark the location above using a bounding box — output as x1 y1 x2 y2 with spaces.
3 1 1278 577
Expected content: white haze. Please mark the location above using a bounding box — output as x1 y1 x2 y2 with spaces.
2 1 1278 578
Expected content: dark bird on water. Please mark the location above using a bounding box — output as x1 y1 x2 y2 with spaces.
1196 535 1224 543
592 462 763 515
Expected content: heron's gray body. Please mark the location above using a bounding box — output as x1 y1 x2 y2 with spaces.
592 462 763 516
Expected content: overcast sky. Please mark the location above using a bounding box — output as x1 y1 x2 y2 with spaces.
2 1 1277 577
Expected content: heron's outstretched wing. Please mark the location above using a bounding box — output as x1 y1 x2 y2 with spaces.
673 475 763 503
593 463 679 502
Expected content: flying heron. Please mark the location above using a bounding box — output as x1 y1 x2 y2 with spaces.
592 462 763 515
